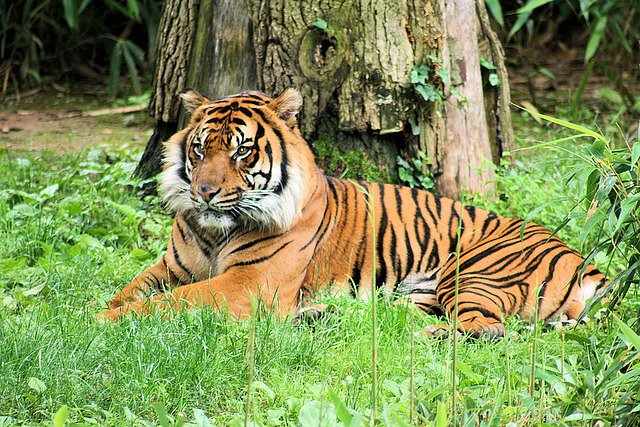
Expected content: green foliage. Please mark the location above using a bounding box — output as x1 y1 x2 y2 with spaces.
410 64 440 103
0 0 162 97
488 0 639 53
0 147 170 308
486 0 639 110
411 56 465 105
480 57 499 87
312 18 328 31
312 138 389 182
396 152 434 191
518 106 639 313
574 130 639 311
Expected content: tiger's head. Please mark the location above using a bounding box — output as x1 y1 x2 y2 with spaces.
160 88 315 232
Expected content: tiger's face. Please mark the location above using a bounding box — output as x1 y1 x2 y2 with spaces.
161 89 308 231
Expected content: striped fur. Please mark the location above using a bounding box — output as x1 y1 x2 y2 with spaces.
100 89 607 337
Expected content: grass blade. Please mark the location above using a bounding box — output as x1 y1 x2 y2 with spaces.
514 103 607 142
615 317 640 350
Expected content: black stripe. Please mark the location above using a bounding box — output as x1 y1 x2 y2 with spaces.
411 189 433 271
375 184 388 287
228 241 292 268
349 183 369 292
180 216 215 258
171 243 195 279
274 127 288 194
214 105 232 114
237 106 253 117
205 116 224 125
230 232 287 255
240 100 264 106
178 134 189 183
404 229 415 278
254 121 265 142
175 217 214 259
464 204 476 222
161 257 180 283
455 306 502 321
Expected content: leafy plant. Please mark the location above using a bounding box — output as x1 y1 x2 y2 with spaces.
0 0 162 98
411 55 465 105
485 0 639 111
312 138 389 182
520 107 639 314
397 152 434 190
480 57 499 87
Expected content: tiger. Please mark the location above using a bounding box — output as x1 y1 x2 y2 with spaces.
98 88 608 338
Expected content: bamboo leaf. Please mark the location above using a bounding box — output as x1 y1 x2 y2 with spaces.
62 0 78 31
121 41 141 94
514 104 607 142
78 0 93 15
435 400 447 427
327 390 353 426
108 41 122 97
485 0 504 27
127 0 141 21
516 0 554 14
614 316 640 350
507 10 533 40
52 405 69 427
615 194 640 233
611 20 632 53
631 141 640 167
585 16 608 62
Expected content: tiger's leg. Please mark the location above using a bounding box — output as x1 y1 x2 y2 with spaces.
400 273 444 315
107 258 179 309
293 279 354 324
99 265 305 321
425 267 510 338
424 286 507 338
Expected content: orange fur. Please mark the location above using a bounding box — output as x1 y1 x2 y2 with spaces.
99 89 607 337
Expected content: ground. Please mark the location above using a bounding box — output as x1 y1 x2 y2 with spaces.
0 90 153 152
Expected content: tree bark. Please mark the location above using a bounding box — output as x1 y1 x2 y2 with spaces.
436 0 495 197
134 0 199 181
136 0 513 200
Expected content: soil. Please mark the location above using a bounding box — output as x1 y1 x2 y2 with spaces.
0 90 154 153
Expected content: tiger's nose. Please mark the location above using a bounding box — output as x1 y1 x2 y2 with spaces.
197 184 221 203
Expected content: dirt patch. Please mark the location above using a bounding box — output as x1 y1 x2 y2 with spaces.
0 90 154 153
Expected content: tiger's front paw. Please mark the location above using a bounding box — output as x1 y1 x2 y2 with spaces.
422 324 458 339
96 297 175 322
96 306 127 322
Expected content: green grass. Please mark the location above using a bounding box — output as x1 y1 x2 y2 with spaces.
1 111 639 426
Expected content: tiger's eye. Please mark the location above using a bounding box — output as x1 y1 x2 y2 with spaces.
193 144 205 157
237 146 250 156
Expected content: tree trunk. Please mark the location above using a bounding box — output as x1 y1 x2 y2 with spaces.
133 0 199 181
136 0 513 200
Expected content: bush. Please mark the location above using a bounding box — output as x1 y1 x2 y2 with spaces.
0 0 162 98
524 108 640 314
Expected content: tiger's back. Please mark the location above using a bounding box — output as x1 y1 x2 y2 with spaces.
307 179 607 336
100 88 607 337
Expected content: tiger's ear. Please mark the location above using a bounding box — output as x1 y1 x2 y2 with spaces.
180 90 211 115
269 88 303 128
